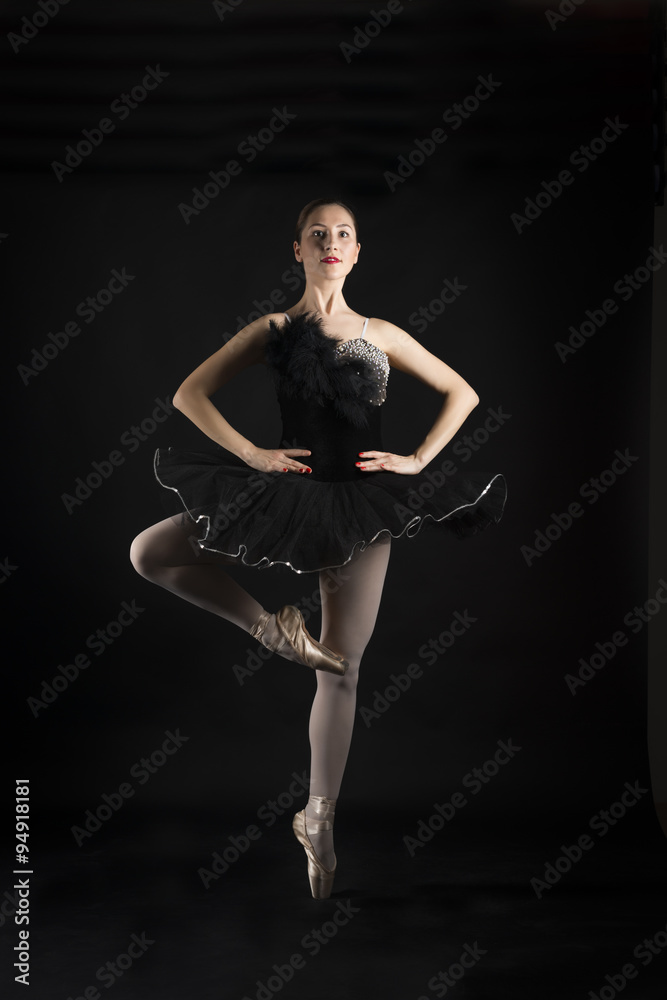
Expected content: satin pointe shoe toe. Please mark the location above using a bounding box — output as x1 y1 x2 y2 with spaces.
250 606 348 676
293 796 337 899
276 605 348 675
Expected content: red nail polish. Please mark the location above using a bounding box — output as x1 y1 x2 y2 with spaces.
283 467 288 472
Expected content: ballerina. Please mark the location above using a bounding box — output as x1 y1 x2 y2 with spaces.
129 196 507 898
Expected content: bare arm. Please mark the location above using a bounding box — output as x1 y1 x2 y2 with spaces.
359 319 479 473
172 315 312 473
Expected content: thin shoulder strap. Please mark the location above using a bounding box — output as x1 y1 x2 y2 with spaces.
360 316 369 339
283 312 291 323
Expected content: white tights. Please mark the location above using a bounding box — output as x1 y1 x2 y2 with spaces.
129 513 391 867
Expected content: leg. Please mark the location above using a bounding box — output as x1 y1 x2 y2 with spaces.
304 535 392 868
129 514 264 630
130 514 353 667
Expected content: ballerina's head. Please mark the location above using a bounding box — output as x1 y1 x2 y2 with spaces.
293 198 361 282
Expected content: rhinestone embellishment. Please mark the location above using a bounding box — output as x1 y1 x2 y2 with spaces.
335 339 389 405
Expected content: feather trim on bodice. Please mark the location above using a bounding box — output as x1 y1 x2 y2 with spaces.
265 311 388 429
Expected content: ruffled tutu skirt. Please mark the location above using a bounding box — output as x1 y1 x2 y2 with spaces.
153 446 507 574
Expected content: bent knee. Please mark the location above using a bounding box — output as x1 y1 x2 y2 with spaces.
129 532 160 579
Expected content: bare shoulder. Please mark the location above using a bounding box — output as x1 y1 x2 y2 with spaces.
262 311 290 327
223 311 286 358
236 310 287 339
367 317 477 397
366 317 424 363
173 312 286 400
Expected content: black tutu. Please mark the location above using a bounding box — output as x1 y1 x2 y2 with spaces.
154 311 507 574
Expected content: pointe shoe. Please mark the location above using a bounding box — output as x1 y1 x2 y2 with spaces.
250 606 348 676
293 796 336 899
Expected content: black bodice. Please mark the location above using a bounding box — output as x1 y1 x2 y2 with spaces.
277 390 384 482
265 310 389 482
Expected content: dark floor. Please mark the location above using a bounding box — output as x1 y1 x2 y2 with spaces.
6 804 667 1000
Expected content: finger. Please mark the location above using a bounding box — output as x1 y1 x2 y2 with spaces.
283 449 312 457
371 459 396 471
356 453 392 468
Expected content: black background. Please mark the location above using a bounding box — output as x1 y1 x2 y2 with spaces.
2 1 666 998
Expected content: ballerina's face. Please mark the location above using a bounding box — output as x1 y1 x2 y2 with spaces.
295 205 360 278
